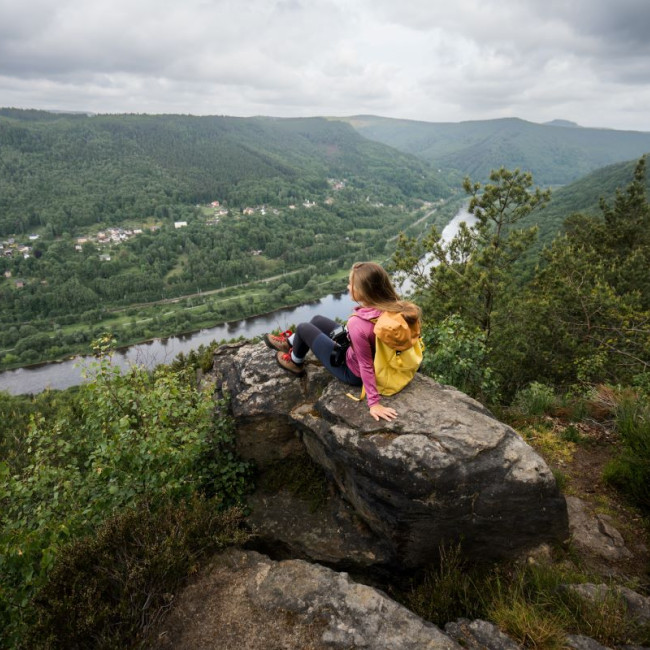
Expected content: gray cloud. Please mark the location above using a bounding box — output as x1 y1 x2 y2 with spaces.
0 0 648 130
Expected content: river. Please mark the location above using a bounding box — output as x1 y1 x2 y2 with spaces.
0 206 475 396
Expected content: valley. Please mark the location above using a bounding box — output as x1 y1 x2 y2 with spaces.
1 108 649 377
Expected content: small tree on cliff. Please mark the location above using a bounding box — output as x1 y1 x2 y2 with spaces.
391 167 550 342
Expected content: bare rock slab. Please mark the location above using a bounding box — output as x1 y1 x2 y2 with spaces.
152 549 461 649
445 618 523 650
246 551 461 649
566 496 632 563
292 377 569 567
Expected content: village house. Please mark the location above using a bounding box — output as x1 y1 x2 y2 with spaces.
174 221 188 229
328 179 346 191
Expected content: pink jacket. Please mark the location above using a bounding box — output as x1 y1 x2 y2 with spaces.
345 306 383 407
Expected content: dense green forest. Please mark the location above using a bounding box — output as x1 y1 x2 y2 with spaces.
0 109 451 237
3 109 650 375
343 114 650 186
392 157 650 396
524 156 650 251
0 196 455 369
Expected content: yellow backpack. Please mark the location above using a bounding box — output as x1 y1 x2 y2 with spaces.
347 311 424 401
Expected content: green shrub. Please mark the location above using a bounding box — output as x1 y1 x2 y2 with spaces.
22 497 248 650
560 425 586 444
420 315 500 403
512 382 557 417
0 341 252 646
603 393 650 513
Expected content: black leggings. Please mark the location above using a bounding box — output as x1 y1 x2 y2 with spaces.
293 315 362 386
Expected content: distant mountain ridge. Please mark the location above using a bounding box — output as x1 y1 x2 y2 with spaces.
338 115 650 186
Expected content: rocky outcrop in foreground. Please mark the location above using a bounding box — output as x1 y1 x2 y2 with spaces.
214 341 569 568
153 548 462 649
155 342 649 650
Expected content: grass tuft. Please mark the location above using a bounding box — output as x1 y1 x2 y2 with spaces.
603 390 650 513
400 549 647 650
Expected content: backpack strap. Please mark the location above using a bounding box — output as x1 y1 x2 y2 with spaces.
346 386 366 402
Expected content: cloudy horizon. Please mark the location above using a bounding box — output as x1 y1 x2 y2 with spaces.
1 0 649 132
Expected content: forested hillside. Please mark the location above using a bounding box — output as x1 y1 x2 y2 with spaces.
342 115 650 186
0 109 450 237
526 157 650 248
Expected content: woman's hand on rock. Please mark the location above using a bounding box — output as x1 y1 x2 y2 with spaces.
369 403 397 422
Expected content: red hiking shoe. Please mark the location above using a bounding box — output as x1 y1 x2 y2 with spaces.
275 351 305 377
264 330 292 353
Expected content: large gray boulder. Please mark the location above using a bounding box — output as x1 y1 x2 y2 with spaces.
213 342 568 568
292 378 569 567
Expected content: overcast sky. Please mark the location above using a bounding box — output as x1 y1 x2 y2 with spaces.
1 0 649 131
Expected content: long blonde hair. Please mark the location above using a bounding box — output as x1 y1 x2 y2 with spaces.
349 262 421 325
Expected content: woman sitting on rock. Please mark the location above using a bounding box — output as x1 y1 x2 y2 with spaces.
264 261 420 423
